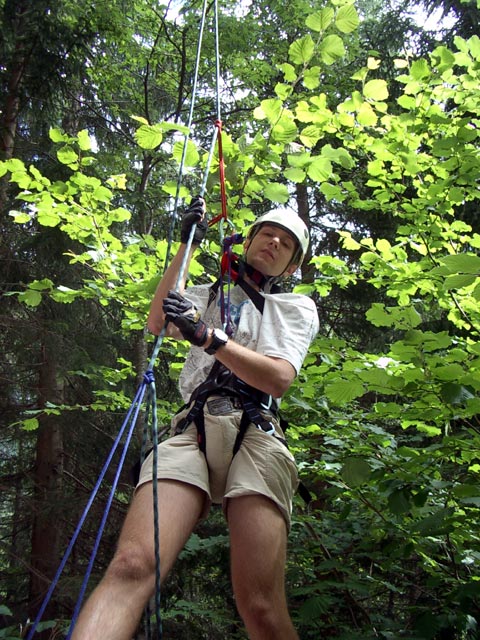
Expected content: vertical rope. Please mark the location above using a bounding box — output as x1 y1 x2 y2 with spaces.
26 380 149 640
164 0 210 270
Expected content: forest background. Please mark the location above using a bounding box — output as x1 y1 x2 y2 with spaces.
1 0 480 638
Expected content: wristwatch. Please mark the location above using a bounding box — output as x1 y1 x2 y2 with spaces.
205 328 229 355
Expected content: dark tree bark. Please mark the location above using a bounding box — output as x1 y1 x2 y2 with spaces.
29 329 65 621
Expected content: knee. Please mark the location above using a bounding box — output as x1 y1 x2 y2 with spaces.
106 543 155 584
235 589 279 632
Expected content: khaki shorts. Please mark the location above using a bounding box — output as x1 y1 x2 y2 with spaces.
137 397 299 528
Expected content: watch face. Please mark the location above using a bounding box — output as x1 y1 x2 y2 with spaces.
215 329 228 342
205 328 229 355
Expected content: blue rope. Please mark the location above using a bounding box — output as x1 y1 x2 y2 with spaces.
147 373 162 637
66 378 148 638
164 0 210 269
26 379 148 640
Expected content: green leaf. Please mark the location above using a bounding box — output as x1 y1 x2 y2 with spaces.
37 210 61 227
49 128 69 143
338 231 361 250
272 117 298 143
432 363 465 381
22 417 39 431
278 62 296 82
289 34 315 65
335 4 359 34
298 595 332 620
444 274 477 290
321 144 355 169
18 289 42 307
135 124 163 149
412 507 455 535
161 182 190 199
357 102 378 126
325 379 364 404
366 304 422 329
363 79 389 101
305 8 334 32
410 58 431 80
253 98 283 123
341 457 371 487
264 182 289 203
77 129 92 151
299 125 323 147
284 167 306 183
320 182 344 201
57 145 78 166
388 488 411 514
29 279 54 290
303 66 321 90
173 139 199 167
274 82 293 100
9 210 31 224
452 484 480 499
439 254 480 274
319 34 345 65
160 121 190 135
287 152 311 168
307 156 332 182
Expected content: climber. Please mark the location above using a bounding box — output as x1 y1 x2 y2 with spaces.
71 197 319 640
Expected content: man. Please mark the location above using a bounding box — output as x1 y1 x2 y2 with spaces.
72 198 319 640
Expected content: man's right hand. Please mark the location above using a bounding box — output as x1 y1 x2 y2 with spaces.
162 290 208 346
180 196 207 246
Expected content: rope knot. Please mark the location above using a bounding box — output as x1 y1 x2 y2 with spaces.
143 370 155 385
223 233 243 249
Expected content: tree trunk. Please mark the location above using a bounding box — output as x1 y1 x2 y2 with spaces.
295 181 314 282
0 0 32 212
29 330 65 622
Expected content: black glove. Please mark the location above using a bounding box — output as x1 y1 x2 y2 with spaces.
162 290 208 346
180 196 207 246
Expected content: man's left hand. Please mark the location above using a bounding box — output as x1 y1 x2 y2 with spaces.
162 290 208 346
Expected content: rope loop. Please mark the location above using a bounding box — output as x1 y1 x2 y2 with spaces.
223 233 243 249
143 370 155 385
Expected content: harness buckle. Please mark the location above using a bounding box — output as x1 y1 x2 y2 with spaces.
260 395 273 411
206 396 242 415
258 420 276 436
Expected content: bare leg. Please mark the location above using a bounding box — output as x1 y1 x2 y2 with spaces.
228 495 299 640
71 480 205 640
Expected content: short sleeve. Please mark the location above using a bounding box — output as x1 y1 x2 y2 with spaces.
256 293 319 374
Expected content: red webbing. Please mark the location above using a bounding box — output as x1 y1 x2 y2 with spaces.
208 119 228 226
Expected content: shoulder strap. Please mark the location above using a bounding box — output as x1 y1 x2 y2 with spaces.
208 272 265 315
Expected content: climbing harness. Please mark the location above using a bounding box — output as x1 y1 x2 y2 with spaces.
171 236 312 504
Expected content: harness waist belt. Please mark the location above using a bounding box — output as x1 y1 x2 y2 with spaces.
206 395 243 415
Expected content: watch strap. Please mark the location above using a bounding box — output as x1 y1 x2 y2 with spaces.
205 328 228 355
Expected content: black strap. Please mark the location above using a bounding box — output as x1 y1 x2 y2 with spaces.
208 271 265 315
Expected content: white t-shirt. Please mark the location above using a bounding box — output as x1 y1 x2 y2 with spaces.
177 283 319 403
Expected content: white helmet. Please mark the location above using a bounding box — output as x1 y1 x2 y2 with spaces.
247 210 310 266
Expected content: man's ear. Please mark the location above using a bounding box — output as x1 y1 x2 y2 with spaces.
284 263 299 276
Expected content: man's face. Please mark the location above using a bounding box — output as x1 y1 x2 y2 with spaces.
244 224 298 277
